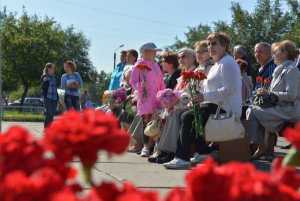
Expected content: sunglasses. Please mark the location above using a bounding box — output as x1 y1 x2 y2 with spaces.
196 49 208 54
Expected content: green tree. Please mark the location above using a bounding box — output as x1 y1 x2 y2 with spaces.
285 0 300 46
170 24 211 50
171 0 293 60
0 8 94 104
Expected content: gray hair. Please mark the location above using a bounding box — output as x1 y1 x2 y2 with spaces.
255 42 272 52
233 45 247 56
177 48 196 58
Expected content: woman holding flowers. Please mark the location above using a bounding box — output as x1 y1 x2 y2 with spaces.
164 33 242 169
147 48 197 163
130 42 165 157
246 40 300 159
175 48 197 91
151 41 212 165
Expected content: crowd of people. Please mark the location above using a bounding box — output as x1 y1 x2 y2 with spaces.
105 31 300 170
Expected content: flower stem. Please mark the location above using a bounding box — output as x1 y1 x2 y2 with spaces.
81 164 94 186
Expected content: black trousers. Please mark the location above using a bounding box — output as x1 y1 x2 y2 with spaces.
44 98 57 128
65 95 80 111
175 103 221 161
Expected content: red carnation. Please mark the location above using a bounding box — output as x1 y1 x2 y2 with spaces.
193 71 207 81
0 126 45 178
284 123 300 151
50 189 81 201
0 171 36 201
181 70 195 81
43 109 130 184
185 158 300 201
271 158 300 191
185 159 233 201
0 168 66 201
264 78 272 85
165 188 186 201
256 76 263 84
136 64 151 71
87 182 159 201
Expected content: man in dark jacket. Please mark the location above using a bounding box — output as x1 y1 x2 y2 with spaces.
254 42 277 89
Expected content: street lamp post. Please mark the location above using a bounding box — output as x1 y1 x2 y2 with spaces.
113 44 124 70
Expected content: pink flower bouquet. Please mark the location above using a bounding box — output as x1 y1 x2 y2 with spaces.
157 89 180 109
112 87 127 104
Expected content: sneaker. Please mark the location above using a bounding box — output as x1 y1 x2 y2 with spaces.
163 158 191 170
190 153 208 165
140 147 150 157
157 153 174 164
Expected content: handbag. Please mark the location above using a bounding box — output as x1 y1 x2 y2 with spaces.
253 93 278 108
144 118 161 138
205 105 245 142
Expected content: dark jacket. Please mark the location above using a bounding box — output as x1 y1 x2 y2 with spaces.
255 59 277 89
41 75 58 100
165 69 181 90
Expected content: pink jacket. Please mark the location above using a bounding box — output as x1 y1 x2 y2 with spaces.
130 59 165 116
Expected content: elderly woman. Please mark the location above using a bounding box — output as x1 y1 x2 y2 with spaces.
164 33 242 169
175 48 197 91
246 40 300 159
148 48 197 163
233 45 255 79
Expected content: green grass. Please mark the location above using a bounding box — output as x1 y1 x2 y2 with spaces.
3 110 44 122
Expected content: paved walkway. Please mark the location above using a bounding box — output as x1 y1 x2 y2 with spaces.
1 121 290 197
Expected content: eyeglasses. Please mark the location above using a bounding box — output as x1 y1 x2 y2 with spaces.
178 55 186 59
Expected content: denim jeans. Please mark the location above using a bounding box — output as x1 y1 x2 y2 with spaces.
44 98 58 128
64 95 80 111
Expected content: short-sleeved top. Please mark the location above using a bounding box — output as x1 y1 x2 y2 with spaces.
61 72 83 97
109 62 126 90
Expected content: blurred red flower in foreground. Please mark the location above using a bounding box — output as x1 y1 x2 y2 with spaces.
183 158 300 201
284 123 300 151
0 126 44 177
86 182 159 201
2 110 300 201
43 109 130 168
0 168 65 201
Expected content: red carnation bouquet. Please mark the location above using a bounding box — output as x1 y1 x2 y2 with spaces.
254 76 273 106
136 62 151 99
256 76 272 89
181 70 207 137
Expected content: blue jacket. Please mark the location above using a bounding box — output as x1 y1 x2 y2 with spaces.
108 62 126 90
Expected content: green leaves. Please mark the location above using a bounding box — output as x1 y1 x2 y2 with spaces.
0 8 93 96
283 147 300 167
171 0 297 60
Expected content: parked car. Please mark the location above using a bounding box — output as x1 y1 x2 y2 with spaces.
7 97 44 113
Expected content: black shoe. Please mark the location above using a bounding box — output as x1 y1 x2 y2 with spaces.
148 156 158 163
157 153 174 164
